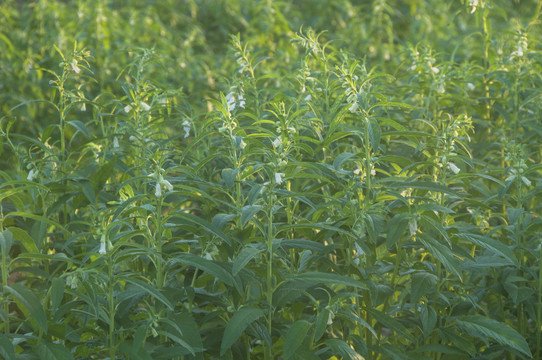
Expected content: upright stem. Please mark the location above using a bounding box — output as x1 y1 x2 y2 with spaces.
1 227 9 333
107 254 116 359
537 243 542 360
155 199 164 289
264 194 275 360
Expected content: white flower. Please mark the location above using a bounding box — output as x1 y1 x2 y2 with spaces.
240 138 247 149
99 234 107 255
521 176 531 187
162 179 173 192
124 105 132 113
327 313 333 325
27 169 37 181
469 0 478 13
80 102 86 111
353 168 361 175
448 162 460 174
431 66 440 74
226 92 236 111
113 137 119 148
275 172 285 185
182 120 190 138
348 102 359 113
71 59 81 74
467 83 475 91
371 169 376 176
155 182 162 197
141 102 151 111
238 93 245 109
304 94 312 101
409 218 417 237
129 135 137 142
272 137 282 148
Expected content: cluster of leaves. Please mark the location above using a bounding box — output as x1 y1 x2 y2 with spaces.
1 0 542 359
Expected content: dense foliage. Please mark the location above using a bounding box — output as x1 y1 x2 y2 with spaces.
1 0 542 359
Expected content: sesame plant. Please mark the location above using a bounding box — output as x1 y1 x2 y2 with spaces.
1 1 542 359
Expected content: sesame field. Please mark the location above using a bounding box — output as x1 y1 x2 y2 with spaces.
1 1 542 359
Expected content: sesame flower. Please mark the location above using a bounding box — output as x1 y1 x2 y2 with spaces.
162 179 173 192
182 120 191 138
99 234 107 255
448 162 460 174
226 92 236 111
469 0 478 13
409 218 418 237
275 172 285 185
349 102 359 113
240 138 247 149
113 137 119 148
155 182 162 197
467 83 475 91
27 169 38 181
71 59 81 74
141 102 151 111
272 137 282 148
124 105 132 113
304 94 312 101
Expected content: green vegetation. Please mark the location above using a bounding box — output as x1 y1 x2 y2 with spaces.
1 0 542 359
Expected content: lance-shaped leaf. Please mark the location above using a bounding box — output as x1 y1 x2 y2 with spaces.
286 272 367 290
220 307 265 356
233 246 263 275
283 320 311 359
455 316 531 358
4 284 47 333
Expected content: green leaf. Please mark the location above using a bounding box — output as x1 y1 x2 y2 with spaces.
67 120 90 138
5 212 69 236
0 334 15 360
386 213 409 249
241 205 263 227
286 272 367 290
221 168 238 188
122 278 174 311
364 308 414 342
324 339 365 360
7 226 39 253
233 246 263 276
333 152 355 171
0 229 14 255
314 309 330 342
283 320 311 359
176 313 204 360
418 234 462 280
4 283 47 333
420 305 437 337
220 307 265 356
174 253 235 287
38 340 74 360
91 157 117 191
173 212 232 246
457 233 518 266
389 180 459 196
410 271 437 303
455 316 531 357
367 118 381 152
50 277 65 310
212 213 236 230
78 179 96 205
